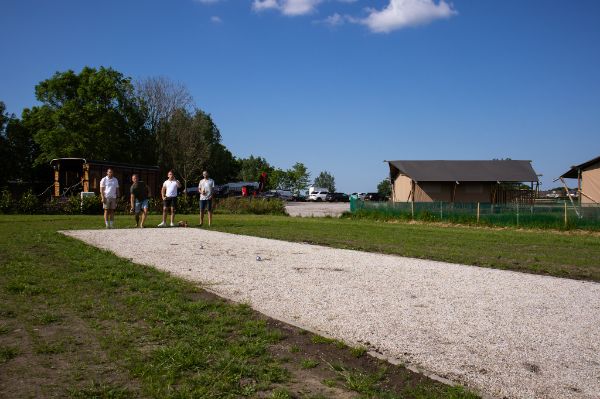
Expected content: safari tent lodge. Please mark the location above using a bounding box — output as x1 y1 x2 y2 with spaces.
387 160 539 204
50 158 160 198
559 155 600 205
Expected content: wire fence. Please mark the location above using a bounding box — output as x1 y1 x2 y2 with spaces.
349 198 600 230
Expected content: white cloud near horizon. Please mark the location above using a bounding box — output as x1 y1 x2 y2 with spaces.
211 15 223 23
252 0 322 16
362 0 456 33
194 0 224 4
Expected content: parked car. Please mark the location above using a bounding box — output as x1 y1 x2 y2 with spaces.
325 192 349 202
308 191 329 201
350 192 366 200
364 192 383 201
291 194 307 202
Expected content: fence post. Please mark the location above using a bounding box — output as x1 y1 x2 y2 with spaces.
516 201 519 227
411 201 414 220
440 201 443 220
564 202 567 227
477 202 480 223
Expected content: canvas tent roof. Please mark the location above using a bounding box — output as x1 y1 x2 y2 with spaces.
388 160 539 182
560 155 600 179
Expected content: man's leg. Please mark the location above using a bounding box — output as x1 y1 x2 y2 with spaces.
207 211 212 227
104 208 109 227
140 208 148 227
162 207 167 224
199 201 205 226
170 207 175 225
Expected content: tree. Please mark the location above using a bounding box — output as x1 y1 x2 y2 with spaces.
314 171 336 192
136 76 194 170
237 156 273 182
24 66 151 165
0 102 40 185
0 102 10 186
161 109 224 191
287 162 310 195
377 178 392 199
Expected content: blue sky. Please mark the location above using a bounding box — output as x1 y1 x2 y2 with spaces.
2 0 600 192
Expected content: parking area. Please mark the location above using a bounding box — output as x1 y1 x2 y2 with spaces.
285 202 350 217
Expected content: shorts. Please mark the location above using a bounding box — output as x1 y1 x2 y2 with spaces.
103 197 117 210
200 199 212 212
134 199 149 213
163 197 177 209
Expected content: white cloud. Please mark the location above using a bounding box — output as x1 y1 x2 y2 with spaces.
252 0 322 16
318 12 348 27
362 0 457 33
194 0 223 4
252 0 279 11
211 15 223 23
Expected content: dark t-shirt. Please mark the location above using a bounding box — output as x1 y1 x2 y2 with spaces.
130 181 148 201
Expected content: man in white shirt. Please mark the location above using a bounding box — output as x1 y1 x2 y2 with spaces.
158 170 181 227
198 170 215 227
99 168 119 228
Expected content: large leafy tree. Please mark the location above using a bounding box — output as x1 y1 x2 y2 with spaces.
377 178 392 199
135 76 194 169
24 66 151 165
0 102 40 185
236 155 273 182
287 162 310 195
314 171 336 192
160 108 236 189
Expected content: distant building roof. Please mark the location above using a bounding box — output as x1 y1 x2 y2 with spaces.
560 155 600 179
387 160 539 182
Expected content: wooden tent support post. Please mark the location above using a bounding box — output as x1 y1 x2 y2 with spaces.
579 191 600 204
564 202 568 227
559 177 581 218
477 202 480 223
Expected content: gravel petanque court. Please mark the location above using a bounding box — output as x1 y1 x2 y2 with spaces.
63 228 600 399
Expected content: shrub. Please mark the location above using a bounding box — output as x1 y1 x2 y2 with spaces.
17 190 39 214
0 189 13 214
215 197 287 215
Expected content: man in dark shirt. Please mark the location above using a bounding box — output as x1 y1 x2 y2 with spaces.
130 174 151 228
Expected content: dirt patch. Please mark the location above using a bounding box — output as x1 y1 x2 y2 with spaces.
0 311 141 398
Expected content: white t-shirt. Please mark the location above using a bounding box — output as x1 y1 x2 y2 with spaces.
163 179 179 198
199 178 215 200
100 176 119 198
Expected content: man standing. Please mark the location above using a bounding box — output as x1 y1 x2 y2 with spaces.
130 174 150 228
158 170 181 227
100 168 119 228
198 170 215 227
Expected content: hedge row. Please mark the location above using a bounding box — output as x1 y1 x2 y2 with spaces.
0 189 287 216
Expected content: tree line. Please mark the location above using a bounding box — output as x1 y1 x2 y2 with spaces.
0 66 325 195
1 66 396 198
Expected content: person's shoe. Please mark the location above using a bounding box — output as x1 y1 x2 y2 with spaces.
170 222 175 227
139 225 144 229
157 222 166 227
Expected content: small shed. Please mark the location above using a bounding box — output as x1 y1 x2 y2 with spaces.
559 155 600 205
49 158 160 198
387 160 539 204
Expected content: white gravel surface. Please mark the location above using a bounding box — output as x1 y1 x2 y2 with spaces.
285 202 349 217
63 228 600 399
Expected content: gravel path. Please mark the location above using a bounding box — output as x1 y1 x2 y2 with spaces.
63 228 600 399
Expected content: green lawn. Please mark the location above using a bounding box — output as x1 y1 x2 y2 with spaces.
0 215 478 398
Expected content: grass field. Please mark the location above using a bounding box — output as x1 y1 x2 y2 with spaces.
0 215 478 398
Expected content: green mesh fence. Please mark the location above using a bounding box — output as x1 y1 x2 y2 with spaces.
349 198 600 230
